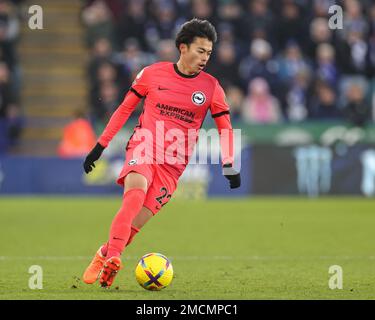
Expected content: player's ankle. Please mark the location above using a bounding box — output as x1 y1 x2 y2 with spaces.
99 244 108 257
106 251 121 259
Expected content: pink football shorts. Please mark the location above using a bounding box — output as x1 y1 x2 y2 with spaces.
117 148 178 215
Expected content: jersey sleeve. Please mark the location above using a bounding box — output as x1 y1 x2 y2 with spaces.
97 90 141 147
98 66 153 147
210 80 230 119
130 66 150 98
210 81 234 166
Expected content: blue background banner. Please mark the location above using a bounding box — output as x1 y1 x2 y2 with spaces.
0 146 251 196
1 144 374 197
0 157 120 194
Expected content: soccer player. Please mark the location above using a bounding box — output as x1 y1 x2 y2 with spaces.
82 18 241 288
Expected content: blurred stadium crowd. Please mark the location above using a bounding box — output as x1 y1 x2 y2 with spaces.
2 0 375 154
0 0 23 151
81 0 375 129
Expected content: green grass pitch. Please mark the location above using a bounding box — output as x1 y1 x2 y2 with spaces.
0 197 374 300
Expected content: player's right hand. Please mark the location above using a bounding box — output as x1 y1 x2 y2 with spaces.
83 142 105 174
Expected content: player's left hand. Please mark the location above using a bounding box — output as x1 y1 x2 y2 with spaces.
223 163 241 189
83 142 105 174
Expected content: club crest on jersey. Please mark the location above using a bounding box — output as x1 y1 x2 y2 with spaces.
128 159 137 166
192 91 206 106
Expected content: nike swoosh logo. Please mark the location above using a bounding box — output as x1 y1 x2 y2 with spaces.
158 86 169 91
113 237 125 241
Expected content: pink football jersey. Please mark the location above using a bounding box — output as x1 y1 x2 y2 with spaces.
99 61 231 178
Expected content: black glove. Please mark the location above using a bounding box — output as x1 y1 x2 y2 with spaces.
83 142 105 174
223 163 241 189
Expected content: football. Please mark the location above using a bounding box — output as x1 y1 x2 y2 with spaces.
135 253 173 291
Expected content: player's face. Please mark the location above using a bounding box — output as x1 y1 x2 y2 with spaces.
183 37 213 73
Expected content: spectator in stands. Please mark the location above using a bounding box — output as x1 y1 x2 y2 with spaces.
58 110 97 158
309 80 339 119
189 0 216 25
217 0 248 45
0 1 20 107
93 81 120 124
0 61 14 115
245 0 275 46
315 43 338 88
114 38 154 81
366 3 375 78
239 38 278 92
116 0 149 51
225 85 244 122
216 21 235 43
216 22 246 57
285 69 311 122
312 0 335 18
338 75 368 108
276 41 312 118
207 41 240 88
242 77 282 124
277 41 311 87
0 0 20 72
156 39 178 62
339 0 368 42
90 37 115 62
81 0 116 49
88 38 116 89
369 3 375 38
0 61 20 145
92 60 117 91
336 28 369 76
275 1 308 52
144 1 184 52
0 0 22 152
306 17 333 61
343 82 371 127
82 0 125 23
90 60 119 121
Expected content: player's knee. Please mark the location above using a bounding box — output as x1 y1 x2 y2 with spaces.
124 172 148 193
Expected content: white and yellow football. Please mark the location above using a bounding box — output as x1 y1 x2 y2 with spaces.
135 253 173 291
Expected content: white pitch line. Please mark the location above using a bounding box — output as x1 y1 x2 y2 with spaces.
0 255 374 261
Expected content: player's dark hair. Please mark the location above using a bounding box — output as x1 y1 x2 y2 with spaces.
175 18 217 52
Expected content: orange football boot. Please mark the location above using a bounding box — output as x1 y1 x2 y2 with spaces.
83 247 106 284
99 256 122 288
